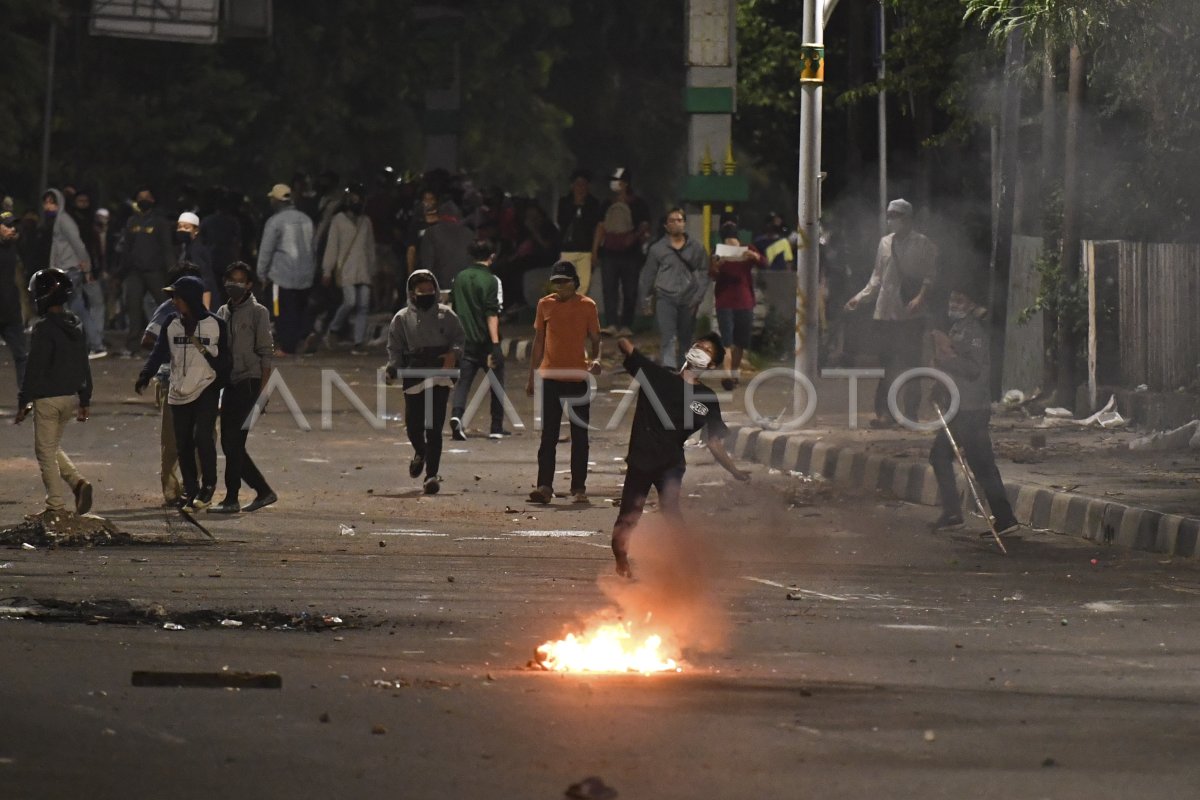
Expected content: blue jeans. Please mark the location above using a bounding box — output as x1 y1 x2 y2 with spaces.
654 295 696 369
330 284 370 345
68 269 105 352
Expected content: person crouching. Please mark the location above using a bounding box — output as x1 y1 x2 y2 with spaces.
135 275 231 511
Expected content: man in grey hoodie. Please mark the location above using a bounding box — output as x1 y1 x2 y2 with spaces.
43 189 106 358
385 270 464 495
639 207 710 369
210 262 277 514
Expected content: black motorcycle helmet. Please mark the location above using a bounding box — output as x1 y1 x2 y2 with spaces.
28 267 73 315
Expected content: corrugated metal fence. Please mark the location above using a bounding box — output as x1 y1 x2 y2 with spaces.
1115 242 1200 391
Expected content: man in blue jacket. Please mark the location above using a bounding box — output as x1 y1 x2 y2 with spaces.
257 183 316 356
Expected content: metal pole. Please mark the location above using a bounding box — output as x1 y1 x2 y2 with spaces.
877 1 887 236
39 6 58 194
795 0 822 413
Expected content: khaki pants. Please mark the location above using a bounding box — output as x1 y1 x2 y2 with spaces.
559 252 593 296
157 382 183 503
33 395 84 513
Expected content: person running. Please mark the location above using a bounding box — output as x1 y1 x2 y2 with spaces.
15 268 94 522
385 270 465 495
210 262 277 514
928 277 1019 537
135 275 231 511
526 261 602 505
610 333 750 577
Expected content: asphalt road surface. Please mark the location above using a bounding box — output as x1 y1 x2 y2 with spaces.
2 359 1199 799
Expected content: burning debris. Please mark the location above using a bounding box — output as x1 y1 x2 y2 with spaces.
534 618 680 675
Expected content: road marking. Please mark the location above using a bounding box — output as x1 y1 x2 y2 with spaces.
376 530 445 537
786 588 855 602
1084 601 1123 613
507 530 595 538
881 624 947 631
743 577 788 589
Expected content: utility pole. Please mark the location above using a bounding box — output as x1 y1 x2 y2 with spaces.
877 1 887 235
795 0 824 404
39 2 59 194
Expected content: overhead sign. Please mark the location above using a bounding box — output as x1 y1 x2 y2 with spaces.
90 0 220 44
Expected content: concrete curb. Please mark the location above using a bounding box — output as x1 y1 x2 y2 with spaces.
725 424 1200 559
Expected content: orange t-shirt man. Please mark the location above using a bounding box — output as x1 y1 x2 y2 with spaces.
534 293 600 376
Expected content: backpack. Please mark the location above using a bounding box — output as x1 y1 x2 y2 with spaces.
602 200 639 252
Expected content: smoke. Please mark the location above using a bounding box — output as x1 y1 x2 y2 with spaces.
596 515 731 658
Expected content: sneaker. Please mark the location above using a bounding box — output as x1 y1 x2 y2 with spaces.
88 349 108 360
207 499 241 514
721 377 738 391
302 333 319 356
488 429 512 439
241 491 277 513
321 331 337 350
617 326 634 337
423 476 442 495
190 486 215 511
409 453 425 479
570 490 590 504
350 345 368 356
933 513 964 530
73 479 93 515
450 417 466 441
600 325 618 337
528 485 553 504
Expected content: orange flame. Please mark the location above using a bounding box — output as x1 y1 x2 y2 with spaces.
535 620 681 675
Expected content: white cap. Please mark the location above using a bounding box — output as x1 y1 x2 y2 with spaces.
95 208 110 220
886 199 913 217
177 211 200 227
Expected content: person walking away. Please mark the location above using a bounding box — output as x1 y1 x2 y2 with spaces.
257 183 316 357
385 270 464 495
639 208 710 369
0 211 29 392
135 275 231 511
119 187 176 356
321 183 376 355
365 169 401 311
43 188 106 359
844 199 939 427
69 190 108 348
200 188 243 288
14 268 94 521
525 261 602 505
141 264 203 506
176 211 217 307
594 168 650 336
210 262 277 514
609 334 749 577
556 170 602 296
710 222 764 390
928 278 1019 537
418 201 474 291
449 239 509 440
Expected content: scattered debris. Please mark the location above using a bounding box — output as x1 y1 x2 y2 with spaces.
0 512 134 549
1042 757 1057 768
0 598 358 631
1039 396 1128 430
339 524 356 536
1129 419 1200 452
565 776 618 800
162 622 185 631
319 712 331 723
371 724 387 735
923 730 937 743
131 670 282 689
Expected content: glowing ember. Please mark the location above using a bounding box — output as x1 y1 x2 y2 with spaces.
535 621 681 674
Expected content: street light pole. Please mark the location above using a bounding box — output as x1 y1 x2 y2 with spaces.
795 0 824 411
39 3 58 194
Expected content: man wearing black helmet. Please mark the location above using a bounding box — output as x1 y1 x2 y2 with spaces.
15 268 94 521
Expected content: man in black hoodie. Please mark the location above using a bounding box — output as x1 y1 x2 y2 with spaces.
0 211 28 394
15 268 94 520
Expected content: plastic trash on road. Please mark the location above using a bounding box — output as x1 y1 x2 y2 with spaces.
1129 419 1200 451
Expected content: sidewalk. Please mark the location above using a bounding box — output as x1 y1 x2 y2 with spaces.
719 376 1200 559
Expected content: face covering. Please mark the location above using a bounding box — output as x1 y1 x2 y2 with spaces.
684 347 712 371
348 201 364 214
175 230 193 245
413 293 437 310
44 210 57 220
224 283 249 302
139 200 156 212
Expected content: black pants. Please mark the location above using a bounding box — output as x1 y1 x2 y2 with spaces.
276 287 312 354
875 318 925 421
601 250 641 328
612 461 686 554
929 409 1017 528
451 345 505 431
219 378 271 502
124 270 166 351
1 321 28 388
404 384 450 478
537 379 590 491
172 383 220 497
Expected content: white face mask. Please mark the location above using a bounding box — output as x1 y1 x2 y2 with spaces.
684 347 712 370
609 180 622 193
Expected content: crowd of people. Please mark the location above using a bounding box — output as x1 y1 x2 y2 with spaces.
4 166 1020 575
